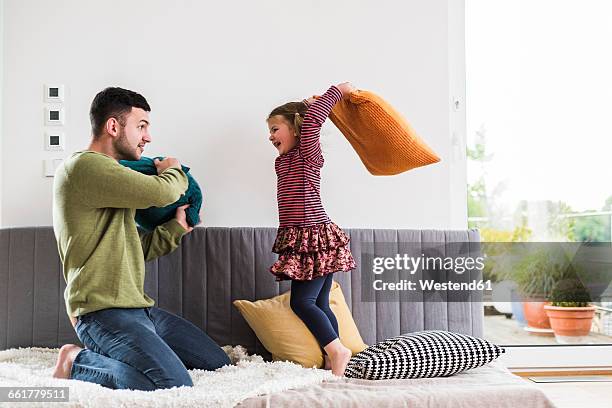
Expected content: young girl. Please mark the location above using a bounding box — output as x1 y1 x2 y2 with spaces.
267 82 357 376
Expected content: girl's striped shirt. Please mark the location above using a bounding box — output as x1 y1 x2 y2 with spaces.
275 86 342 228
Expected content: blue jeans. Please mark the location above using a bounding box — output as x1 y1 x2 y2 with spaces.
71 307 230 390
290 274 339 351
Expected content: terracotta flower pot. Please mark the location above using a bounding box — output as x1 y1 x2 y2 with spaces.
523 300 551 329
544 305 595 339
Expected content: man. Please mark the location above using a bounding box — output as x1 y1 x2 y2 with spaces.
51 87 230 390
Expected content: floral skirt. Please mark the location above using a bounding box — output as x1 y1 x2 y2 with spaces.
270 222 356 281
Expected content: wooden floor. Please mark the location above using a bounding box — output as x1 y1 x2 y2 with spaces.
484 314 612 406
526 378 612 408
484 315 612 345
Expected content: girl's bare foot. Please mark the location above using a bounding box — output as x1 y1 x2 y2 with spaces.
52 344 82 379
324 339 352 377
329 347 351 377
324 355 331 370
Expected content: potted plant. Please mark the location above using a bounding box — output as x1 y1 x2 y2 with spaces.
544 279 595 344
511 247 560 330
485 243 578 332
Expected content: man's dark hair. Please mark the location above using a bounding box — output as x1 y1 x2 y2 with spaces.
89 87 151 138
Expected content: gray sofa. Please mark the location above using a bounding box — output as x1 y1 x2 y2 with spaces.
0 227 482 353
0 226 554 407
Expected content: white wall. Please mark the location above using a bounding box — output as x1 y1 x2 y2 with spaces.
0 0 4 227
1 0 467 229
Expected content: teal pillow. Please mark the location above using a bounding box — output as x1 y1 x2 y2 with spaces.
119 157 202 231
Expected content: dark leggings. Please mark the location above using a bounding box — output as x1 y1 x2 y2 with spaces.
290 274 339 351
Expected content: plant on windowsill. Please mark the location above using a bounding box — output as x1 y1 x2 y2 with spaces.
544 279 595 344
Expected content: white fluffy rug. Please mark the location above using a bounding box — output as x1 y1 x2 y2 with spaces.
0 346 335 407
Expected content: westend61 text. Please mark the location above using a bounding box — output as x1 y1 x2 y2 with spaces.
373 279 492 291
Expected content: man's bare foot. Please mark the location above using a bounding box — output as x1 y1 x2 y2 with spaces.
52 344 82 379
323 339 352 377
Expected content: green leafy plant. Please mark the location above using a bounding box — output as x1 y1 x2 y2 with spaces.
480 226 532 283
504 244 584 301
512 249 560 299
549 279 591 307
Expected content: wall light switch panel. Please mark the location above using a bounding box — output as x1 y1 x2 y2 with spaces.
45 107 64 125
45 131 65 151
44 158 64 177
44 84 65 102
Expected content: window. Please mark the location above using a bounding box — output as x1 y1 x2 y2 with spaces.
466 0 612 370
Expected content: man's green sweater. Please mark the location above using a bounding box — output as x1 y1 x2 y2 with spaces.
53 151 189 317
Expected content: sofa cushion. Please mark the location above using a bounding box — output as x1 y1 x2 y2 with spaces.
233 281 367 368
345 330 504 380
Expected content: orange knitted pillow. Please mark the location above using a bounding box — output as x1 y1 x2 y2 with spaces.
329 90 441 176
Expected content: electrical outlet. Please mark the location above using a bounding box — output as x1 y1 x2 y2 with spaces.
44 158 64 177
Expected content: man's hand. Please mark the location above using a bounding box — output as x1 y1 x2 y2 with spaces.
175 204 194 233
154 157 181 175
336 82 356 98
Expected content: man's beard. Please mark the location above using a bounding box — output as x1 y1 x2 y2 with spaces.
113 127 140 161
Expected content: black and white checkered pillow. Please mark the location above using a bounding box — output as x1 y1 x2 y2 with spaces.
345 330 504 380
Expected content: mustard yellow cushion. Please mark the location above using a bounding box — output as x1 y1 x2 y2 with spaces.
233 281 367 368
329 89 441 176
